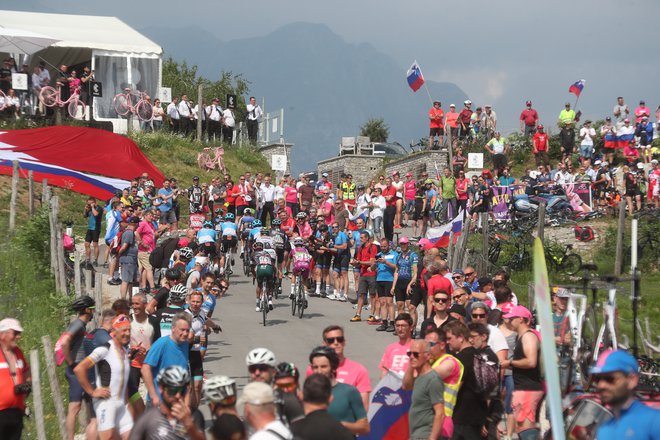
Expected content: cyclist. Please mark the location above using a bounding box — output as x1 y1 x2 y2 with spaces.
186 291 207 406
202 375 238 418
248 218 264 243
74 314 133 440
197 220 218 267
295 211 313 240
131 365 205 440
239 208 256 258
171 246 193 274
288 237 312 307
274 362 301 395
251 241 277 311
269 218 290 294
245 348 304 427
155 284 188 337
219 212 238 276
312 224 333 297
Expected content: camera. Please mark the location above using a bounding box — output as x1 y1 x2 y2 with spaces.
14 382 31 395
376 252 383 259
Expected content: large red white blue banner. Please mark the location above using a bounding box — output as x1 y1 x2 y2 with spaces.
358 371 411 440
0 126 164 199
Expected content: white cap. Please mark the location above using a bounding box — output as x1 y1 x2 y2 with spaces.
601 161 609 166
637 163 645 169
449 103 456 107
594 160 602 165
0 318 23 332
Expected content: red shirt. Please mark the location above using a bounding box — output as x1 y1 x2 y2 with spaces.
520 108 539 126
232 184 249 207
532 132 549 151
0 347 29 411
429 108 444 128
357 243 378 276
382 185 397 207
458 109 472 126
426 274 454 296
280 217 297 237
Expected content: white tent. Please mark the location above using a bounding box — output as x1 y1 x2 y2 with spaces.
0 10 163 131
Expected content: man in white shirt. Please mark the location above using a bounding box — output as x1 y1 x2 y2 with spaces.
206 98 223 140
246 96 263 144
192 99 206 138
259 174 276 225
222 107 236 144
166 97 180 133
241 382 293 440
177 95 194 136
579 120 596 166
554 162 574 185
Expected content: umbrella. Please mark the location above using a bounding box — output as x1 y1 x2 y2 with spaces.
0 27 60 55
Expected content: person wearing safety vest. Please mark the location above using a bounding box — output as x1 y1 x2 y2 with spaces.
339 174 357 209
402 326 463 440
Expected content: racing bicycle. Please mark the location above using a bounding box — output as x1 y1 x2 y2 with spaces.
259 278 272 326
545 243 582 276
113 88 153 121
39 85 86 119
291 270 308 319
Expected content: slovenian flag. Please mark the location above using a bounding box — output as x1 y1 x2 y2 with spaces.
406 60 425 92
358 371 411 440
568 79 585 97
425 210 463 248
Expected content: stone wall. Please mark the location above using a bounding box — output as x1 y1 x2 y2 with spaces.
259 142 293 179
384 151 449 179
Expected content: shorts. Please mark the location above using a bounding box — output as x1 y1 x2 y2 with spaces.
512 390 544 424
393 278 412 302
85 229 100 243
410 284 424 307
189 350 204 380
404 199 415 214
221 236 237 253
160 210 176 225
93 399 133 434
202 241 218 258
256 265 275 286
376 280 394 298
429 127 444 137
524 125 536 136
275 249 285 264
625 188 642 197
314 252 332 269
413 201 424 221
137 252 152 271
332 253 350 272
127 366 141 398
356 275 376 298
66 364 87 402
579 145 593 158
120 262 138 283
493 153 507 170
449 127 458 139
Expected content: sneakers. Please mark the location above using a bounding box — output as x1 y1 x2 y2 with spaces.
386 324 395 332
268 300 273 311
365 304 371 311
326 293 339 301
107 278 121 285
337 295 348 302
376 322 389 331
350 315 362 322
255 305 260 312
367 315 380 324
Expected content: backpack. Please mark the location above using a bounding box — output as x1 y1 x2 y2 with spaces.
574 226 594 242
473 350 499 396
110 228 126 255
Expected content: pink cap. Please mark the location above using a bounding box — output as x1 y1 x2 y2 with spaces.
503 305 532 321
405 172 412 177
178 238 190 247
398 236 409 244
418 238 433 250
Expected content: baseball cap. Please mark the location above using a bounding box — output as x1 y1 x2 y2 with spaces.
193 176 200 180
398 236 409 244
322 172 328 177
651 159 658 165
554 287 571 298
590 349 639 375
594 160 602 165
642 115 649 119
453 269 464 276
405 172 412 177
624 118 630 123
0 318 23 332
605 116 611 121
503 305 533 321
418 238 433 250
637 163 645 169
239 382 275 406
449 103 456 108
639 100 645 104
128 216 140 224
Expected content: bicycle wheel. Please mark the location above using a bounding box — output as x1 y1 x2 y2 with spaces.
67 97 84 119
113 93 131 116
562 253 582 276
136 99 154 121
261 284 268 327
40 86 58 107
243 256 250 277
577 306 598 389
488 242 501 264
297 278 305 319
291 279 297 316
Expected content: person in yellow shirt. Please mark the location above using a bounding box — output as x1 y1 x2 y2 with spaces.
558 102 576 126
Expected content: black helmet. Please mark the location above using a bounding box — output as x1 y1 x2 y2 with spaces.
309 346 339 371
271 219 282 226
71 295 95 311
318 224 328 232
275 362 300 380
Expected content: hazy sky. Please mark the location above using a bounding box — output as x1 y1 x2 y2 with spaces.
6 0 660 133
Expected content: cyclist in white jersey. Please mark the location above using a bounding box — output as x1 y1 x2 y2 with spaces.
219 213 238 275
74 314 133 439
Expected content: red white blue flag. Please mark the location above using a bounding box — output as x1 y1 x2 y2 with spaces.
425 210 463 248
406 60 425 92
568 79 585 97
358 371 411 440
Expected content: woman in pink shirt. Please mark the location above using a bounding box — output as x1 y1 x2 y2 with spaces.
403 172 417 226
455 170 469 217
284 179 299 216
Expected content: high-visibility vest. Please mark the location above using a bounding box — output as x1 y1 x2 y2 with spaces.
340 182 356 200
432 353 464 417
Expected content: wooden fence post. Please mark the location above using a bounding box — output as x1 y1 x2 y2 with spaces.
84 268 92 296
29 350 47 440
48 197 59 290
536 202 546 245
9 160 19 232
480 213 489 275
28 170 34 216
74 251 82 297
454 216 471 269
447 230 454 268
94 271 104 328
41 336 68 440
614 200 627 276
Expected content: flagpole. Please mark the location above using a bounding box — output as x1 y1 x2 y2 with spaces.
422 82 434 106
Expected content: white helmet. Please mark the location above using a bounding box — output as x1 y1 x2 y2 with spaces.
168 284 188 302
157 365 190 387
246 348 277 367
202 375 237 403
464 100 472 105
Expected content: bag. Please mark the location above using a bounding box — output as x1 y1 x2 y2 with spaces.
574 226 594 242
110 229 126 255
473 350 499 396
63 234 75 252
54 332 69 366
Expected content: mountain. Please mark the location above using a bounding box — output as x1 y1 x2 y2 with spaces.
141 22 468 173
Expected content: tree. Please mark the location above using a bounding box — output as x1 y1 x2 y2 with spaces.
360 118 389 142
161 57 250 120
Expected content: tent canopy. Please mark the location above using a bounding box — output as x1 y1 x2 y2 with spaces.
0 10 162 55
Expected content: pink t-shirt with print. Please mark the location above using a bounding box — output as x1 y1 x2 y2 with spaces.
306 357 371 394
379 340 412 375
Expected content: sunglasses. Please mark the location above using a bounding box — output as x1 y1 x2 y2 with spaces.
248 364 271 373
218 395 237 406
472 313 487 318
325 336 345 344
453 292 467 299
433 297 450 303
164 385 187 396
428 341 438 347
276 382 297 393
593 375 619 384
463 272 475 276
452 276 463 280
406 351 424 358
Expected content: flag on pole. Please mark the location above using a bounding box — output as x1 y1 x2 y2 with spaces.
406 60 425 92
568 79 585 97
424 210 463 248
358 371 411 440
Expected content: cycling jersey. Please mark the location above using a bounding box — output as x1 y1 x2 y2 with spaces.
376 250 398 282
596 399 660 440
396 250 419 280
221 221 238 237
188 185 203 212
256 235 274 249
241 215 255 227
129 405 190 439
333 230 349 254
201 293 217 317
87 341 130 400
291 247 312 274
156 305 184 337
249 226 263 240
197 228 216 244
269 229 288 251
185 308 207 352
252 250 276 268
